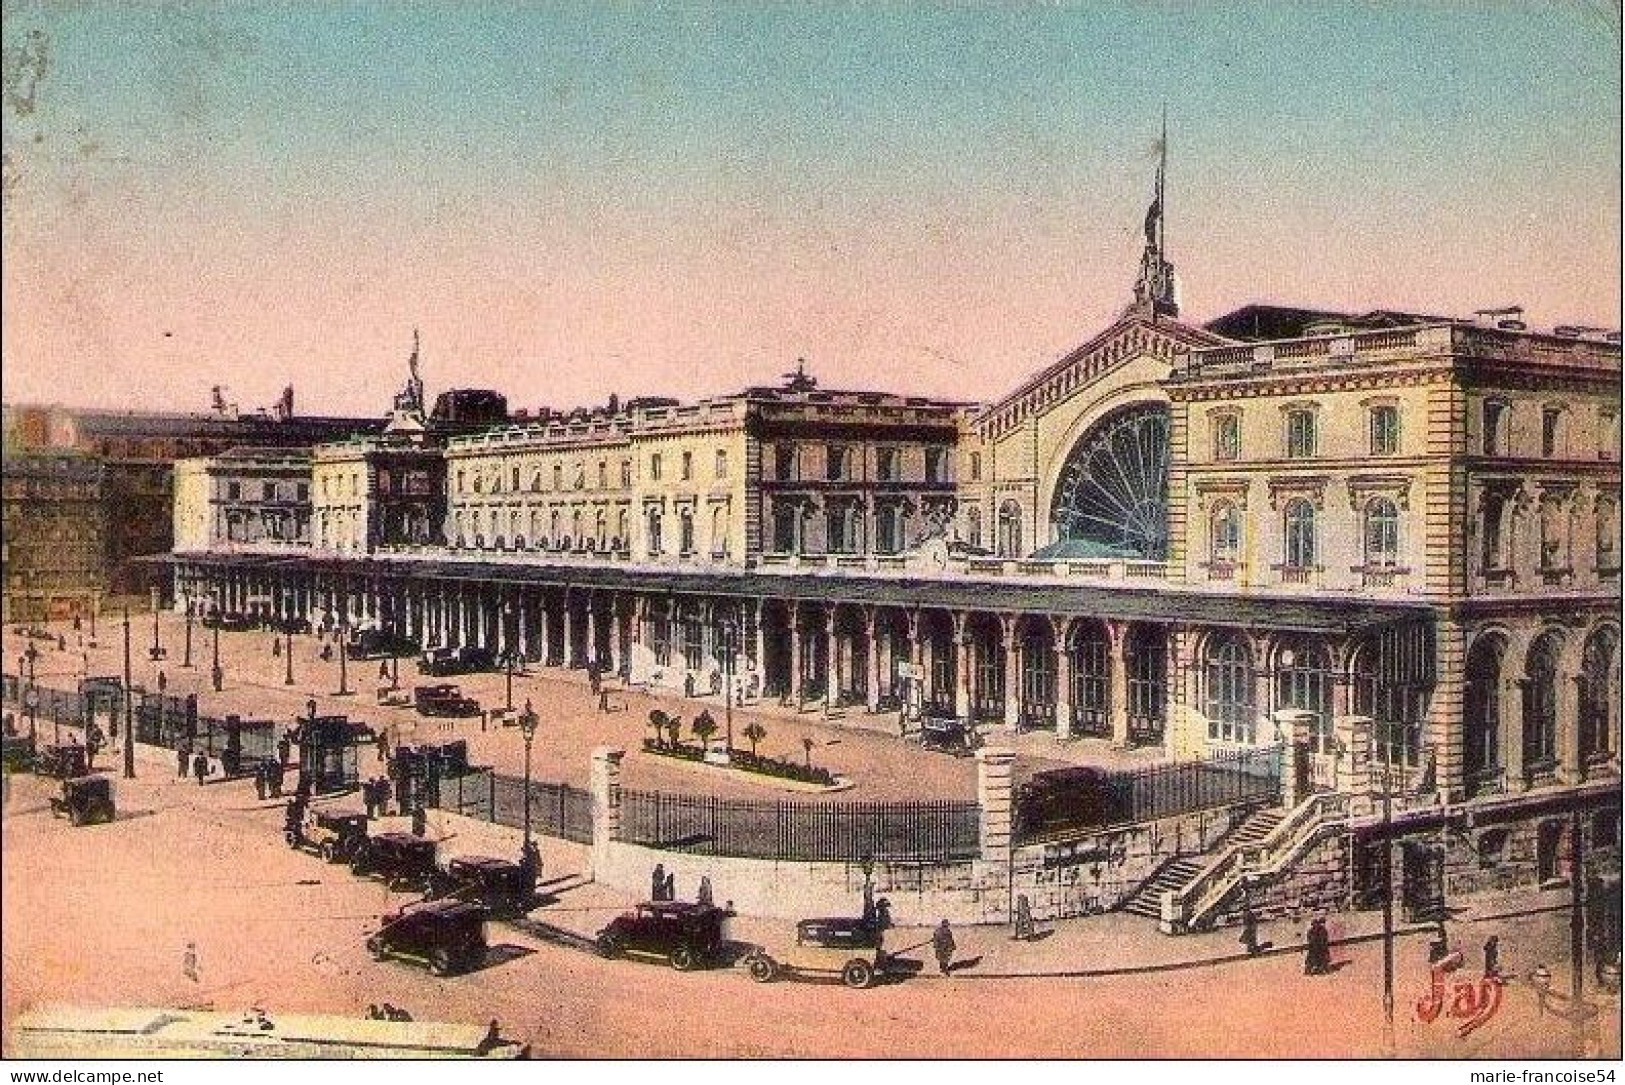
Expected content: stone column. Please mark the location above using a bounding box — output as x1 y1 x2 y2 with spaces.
953 612 971 721
824 606 839 713
1501 674 1526 794
1001 615 1021 732
606 594 622 676
976 747 1016 869
562 589 576 668
1336 714 1374 795
1108 620 1132 747
585 593 600 670
864 607 882 713
517 595 531 661
1052 615 1074 741
749 598 765 677
788 602 804 706
1274 708 1316 808
589 746 625 880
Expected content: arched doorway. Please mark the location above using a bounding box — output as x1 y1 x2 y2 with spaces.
1047 403 1170 560
1462 634 1506 794
1274 636 1334 753
1017 617 1055 730
1069 620 1111 738
1125 625 1167 745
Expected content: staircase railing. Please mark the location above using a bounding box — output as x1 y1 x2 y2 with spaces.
1160 791 1351 934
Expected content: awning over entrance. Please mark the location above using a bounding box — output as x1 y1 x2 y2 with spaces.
163 551 1436 636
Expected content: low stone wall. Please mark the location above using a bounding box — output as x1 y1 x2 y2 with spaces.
1209 832 1350 928
1012 804 1252 921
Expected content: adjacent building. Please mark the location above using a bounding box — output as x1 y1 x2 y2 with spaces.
0 449 106 623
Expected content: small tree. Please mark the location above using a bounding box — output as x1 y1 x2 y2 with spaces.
665 717 683 749
691 711 718 751
802 736 815 771
648 709 668 749
742 722 766 757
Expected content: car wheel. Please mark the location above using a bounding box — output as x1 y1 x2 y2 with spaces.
318 841 336 863
842 959 875 990
596 934 623 959
747 955 776 983
669 944 698 972
284 831 300 849
68 808 84 827
365 937 387 961
428 948 455 977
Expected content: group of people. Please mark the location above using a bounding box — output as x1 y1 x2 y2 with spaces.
252 758 287 800
649 862 677 901
361 776 393 818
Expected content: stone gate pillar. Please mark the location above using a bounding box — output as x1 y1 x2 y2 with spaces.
1274 708 1316 808
590 746 625 879
977 747 1016 867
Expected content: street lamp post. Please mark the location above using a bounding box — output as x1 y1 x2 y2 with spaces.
721 618 736 755
182 599 194 669
505 650 516 713
211 615 222 692
284 619 295 686
334 621 351 697
518 700 539 896
149 585 163 661
121 606 135 778
1379 713 1396 1055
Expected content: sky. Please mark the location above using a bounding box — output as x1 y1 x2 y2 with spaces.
2 1 1619 417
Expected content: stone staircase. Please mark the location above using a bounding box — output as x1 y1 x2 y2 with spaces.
1121 807 1283 920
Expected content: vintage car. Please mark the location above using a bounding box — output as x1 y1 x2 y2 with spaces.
742 917 885 989
365 899 489 977
918 715 979 757
202 612 259 632
413 684 481 718
2 733 37 773
286 808 370 863
433 856 531 917
351 832 439 891
346 629 419 661
595 901 728 971
49 775 115 826
417 647 496 677
36 743 89 780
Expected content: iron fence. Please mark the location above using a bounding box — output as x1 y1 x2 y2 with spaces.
618 790 980 862
1015 744 1282 843
431 768 595 844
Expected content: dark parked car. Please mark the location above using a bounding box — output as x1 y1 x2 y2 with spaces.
50 775 115 826
413 684 481 718
347 629 418 660
918 715 978 757
268 615 312 635
366 899 488 977
2 733 37 773
417 647 496 677
434 856 530 917
1014 766 1127 838
286 808 370 863
595 902 728 971
36 743 89 780
203 612 258 632
351 832 439 891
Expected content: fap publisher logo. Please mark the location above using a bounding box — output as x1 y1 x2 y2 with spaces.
1414 949 1503 1038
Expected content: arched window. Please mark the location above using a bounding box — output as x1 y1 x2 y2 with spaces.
1364 498 1400 568
531 469 542 492
1210 501 1240 564
1203 635 1255 743
1523 633 1562 774
966 505 983 549
595 510 607 550
572 510 583 548
710 507 726 557
997 501 1023 558
1275 638 1333 752
1463 636 1504 792
1579 627 1618 762
616 509 629 552
1283 499 1316 570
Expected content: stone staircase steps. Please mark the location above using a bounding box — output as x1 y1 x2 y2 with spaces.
1119 807 1285 921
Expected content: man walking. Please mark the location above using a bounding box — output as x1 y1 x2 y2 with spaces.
933 919 956 975
1240 905 1261 956
254 762 268 801
1304 916 1331 975
192 751 208 786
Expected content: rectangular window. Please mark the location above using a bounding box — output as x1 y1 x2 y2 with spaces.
296 483 309 502
877 448 898 482
598 461 607 489
1483 401 1506 455
969 452 982 482
651 454 662 482
262 481 277 501
681 451 693 481
775 445 797 481
715 449 728 479
1285 410 1316 459
826 445 846 482
621 460 633 487
1369 406 1400 456
227 481 241 500
1212 414 1240 461
1541 407 1562 458
925 448 948 483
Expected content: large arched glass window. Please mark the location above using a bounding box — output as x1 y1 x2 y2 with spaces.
1364 498 1400 568
1203 635 1255 743
1522 633 1562 773
1579 627 1617 762
1210 501 1240 564
1283 499 1316 570
1463 636 1504 792
1275 638 1333 752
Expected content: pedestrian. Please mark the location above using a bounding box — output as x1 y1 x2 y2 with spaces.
588 664 601 697
873 897 893 932
411 803 427 837
378 661 390 681
177 744 190 778
598 688 611 714
664 871 675 902
57 634 65 652
1013 894 1035 943
277 735 292 769
157 670 167 694
651 862 666 902
193 751 208 786
375 731 388 763
320 643 333 663
1482 935 1501 979
269 759 284 798
272 637 281 658
84 727 99 771
1240 905 1261 956
932 918 956 975
1428 921 1451 964
697 875 714 906
1304 916 1331 976
254 762 268 801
